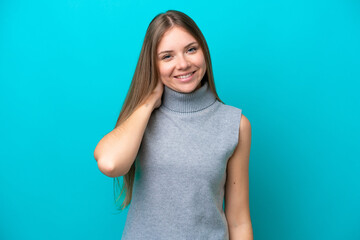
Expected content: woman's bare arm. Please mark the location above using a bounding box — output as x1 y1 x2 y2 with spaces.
94 81 163 177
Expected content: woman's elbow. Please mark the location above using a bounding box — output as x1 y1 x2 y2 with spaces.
97 157 129 177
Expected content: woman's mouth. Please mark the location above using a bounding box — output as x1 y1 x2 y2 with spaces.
174 71 196 82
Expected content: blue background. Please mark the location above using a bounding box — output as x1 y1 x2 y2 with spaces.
1 0 359 239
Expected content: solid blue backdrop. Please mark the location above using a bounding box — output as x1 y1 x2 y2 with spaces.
0 0 359 239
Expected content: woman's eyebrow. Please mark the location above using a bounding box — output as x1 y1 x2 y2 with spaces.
158 41 197 55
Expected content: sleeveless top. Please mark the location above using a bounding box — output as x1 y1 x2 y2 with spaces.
121 81 242 240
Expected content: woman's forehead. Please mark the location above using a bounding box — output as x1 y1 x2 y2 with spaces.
157 27 198 52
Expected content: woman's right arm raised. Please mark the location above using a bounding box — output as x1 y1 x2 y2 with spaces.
94 81 163 178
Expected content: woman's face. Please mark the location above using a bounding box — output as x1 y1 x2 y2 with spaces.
156 26 207 93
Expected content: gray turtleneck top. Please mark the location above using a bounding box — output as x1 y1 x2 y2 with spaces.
121 81 242 240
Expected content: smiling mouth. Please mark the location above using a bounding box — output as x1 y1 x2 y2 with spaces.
174 71 196 78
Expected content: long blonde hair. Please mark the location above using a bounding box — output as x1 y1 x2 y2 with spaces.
113 10 224 212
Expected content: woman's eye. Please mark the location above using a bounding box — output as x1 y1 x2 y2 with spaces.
162 55 171 60
188 47 197 52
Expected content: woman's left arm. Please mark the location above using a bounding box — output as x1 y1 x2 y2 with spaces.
225 114 253 240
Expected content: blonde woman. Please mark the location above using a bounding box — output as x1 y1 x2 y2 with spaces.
94 10 253 240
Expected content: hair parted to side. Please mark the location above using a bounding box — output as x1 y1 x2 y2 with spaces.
113 10 225 212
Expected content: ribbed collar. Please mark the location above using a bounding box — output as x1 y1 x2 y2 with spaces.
160 81 216 113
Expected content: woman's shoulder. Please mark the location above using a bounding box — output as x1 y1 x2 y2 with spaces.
240 114 251 132
216 101 251 130
216 101 243 115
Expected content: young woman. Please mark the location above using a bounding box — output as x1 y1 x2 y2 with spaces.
94 10 253 240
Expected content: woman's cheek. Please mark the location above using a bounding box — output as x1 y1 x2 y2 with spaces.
163 64 173 77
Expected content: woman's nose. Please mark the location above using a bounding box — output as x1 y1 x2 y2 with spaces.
176 54 190 69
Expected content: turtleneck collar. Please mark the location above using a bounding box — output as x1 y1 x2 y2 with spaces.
160 81 217 113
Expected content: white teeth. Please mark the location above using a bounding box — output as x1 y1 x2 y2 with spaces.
176 72 193 79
